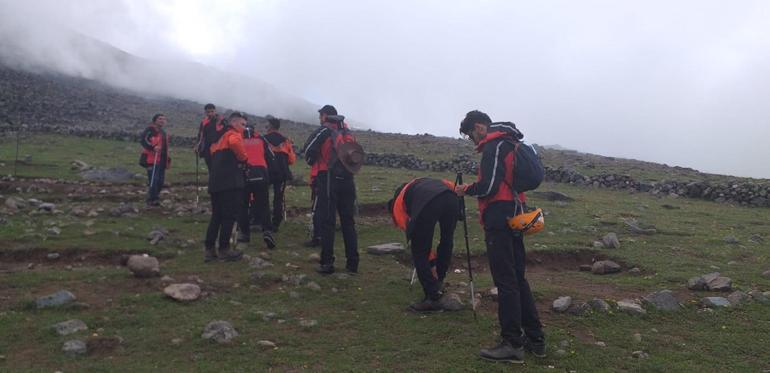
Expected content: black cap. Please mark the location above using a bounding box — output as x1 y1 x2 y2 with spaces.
318 105 337 116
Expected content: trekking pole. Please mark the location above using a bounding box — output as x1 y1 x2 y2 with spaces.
149 149 160 189
195 153 200 206
282 182 287 222
13 122 21 177
457 172 477 320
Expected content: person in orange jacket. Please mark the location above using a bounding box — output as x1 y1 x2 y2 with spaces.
238 123 277 249
204 112 248 262
139 113 170 207
263 116 296 231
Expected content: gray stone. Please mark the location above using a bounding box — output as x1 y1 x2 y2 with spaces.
249 257 274 270
625 221 657 235
706 276 732 292
588 298 611 313
53 319 88 336
36 290 77 308
299 319 318 328
687 276 708 291
617 299 646 315
602 233 620 249
701 297 731 308
164 283 201 302
257 340 277 348
749 234 764 243
727 291 750 305
62 340 87 355
366 242 405 255
592 241 605 249
438 293 464 311
748 290 770 304
552 296 572 312
126 255 160 278
632 350 649 359
308 253 321 263
47 227 62 236
628 267 641 275
201 321 238 343
306 281 321 291
567 302 591 316
643 290 680 311
47 253 61 260
761 270 770 278
632 333 642 343
724 235 740 244
282 274 307 286
592 260 622 275
38 203 56 212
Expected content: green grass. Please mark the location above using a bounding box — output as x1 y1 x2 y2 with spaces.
1 134 770 372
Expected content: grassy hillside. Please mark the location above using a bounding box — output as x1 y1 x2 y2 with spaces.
1 134 769 371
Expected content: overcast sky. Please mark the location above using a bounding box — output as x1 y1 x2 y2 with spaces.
2 0 769 178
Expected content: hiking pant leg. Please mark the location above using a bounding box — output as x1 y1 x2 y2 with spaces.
146 166 164 202
318 174 337 266
272 181 285 228
485 227 525 347
254 182 273 232
435 192 458 283
205 192 222 249
312 194 322 240
217 189 242 250
410 204 441 301
513 233 544 340
336 177 358 270
237 186 252 242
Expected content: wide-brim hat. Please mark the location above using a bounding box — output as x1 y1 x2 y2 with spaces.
337 141 365 174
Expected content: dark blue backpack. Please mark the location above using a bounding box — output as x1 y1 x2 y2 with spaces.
506 140 544 193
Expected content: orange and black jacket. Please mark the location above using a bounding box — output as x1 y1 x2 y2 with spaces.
264 130 296 182
463 123 527 227
390 178 456 239
208 127 248 193
140 124 170 168
302 121 350 177
196 115 225 158
243 132 276 183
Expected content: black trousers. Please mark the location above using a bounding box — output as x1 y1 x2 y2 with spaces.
310 184 321 241
205 189 243 250
239 181 271 241
270 181 286 228
485 227 544 347
410 192 458 301
145 165 165 203
317 173 358 270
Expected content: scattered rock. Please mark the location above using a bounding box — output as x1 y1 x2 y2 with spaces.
111 203 139 217
688 272 726 291
625 221 657 235
147 230 165 245
306 281 322 291
366 242 405 255
257 340 277 348
47 227 62 236
201 321 238 343
126 255 160 278
749 234 764 243
761 270 770 279
438 293 464 311
282 274 307 286
249 257 274 270
701 297 731 308
308 253 321 263
164 283 202 302
643 290 680 311
53 319 88 336
687 276 708 291
595 341 606 347
160 275 175 283
38 202 56 212
552 296 572 312
727 291 750 305
628 267 641 275
592 241 605 249
706 276 732 292
617 299 646 315
724 235 740 244
486 287 499 301
632 350 649 359
592 260 621 275
749 290 770 304
588 298 611 313
36 290 77 309
601 233 620 249
62 340 87 355
567 302 591 316
71 160 91 171
4 197 26 211
299 319 318 328
633 333 642 343
47 253 61 260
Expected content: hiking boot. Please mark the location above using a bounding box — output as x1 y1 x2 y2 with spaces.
479 341 524 364
524 337 546 358
204 248 218 263
345 261 358 274
263 231 276 249
303 238 320 248
315 264 335 275
220 248 243 262
408 298 443 313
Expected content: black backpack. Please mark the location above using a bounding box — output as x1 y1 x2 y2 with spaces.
505 140 544 193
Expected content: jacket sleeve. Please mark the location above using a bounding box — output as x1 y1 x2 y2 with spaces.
303 127 329 165
464 140 507 198
229 134 248 162
140 127 156 150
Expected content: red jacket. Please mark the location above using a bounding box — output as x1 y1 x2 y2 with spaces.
140 124 170 168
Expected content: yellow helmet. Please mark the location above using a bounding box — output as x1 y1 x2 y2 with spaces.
508 208 545 235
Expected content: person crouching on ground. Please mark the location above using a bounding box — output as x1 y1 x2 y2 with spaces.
454 110 546 363
139 113 170 207
388 177 460 312
204 111 248 262
238 123 277 249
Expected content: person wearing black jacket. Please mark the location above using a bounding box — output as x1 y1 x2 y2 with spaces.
302 105 359 274
237 123 277 249
455 110 545 363
388 178 459 312
196 103 225 169
204 112 248 262
139 114 170 207
263 116 295 231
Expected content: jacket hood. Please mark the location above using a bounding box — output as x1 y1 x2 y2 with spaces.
475 122 524 152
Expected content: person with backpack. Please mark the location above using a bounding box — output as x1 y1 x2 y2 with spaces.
454 110 546 363
196 103 225 169
204 111 249 263
388 178 460 312
263 115 296 232
238 122 277 249
139 113 170 207
302 105 364 274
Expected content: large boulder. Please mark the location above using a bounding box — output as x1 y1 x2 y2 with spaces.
592 260 622 275
617 299 646 316
164 283 202 302
727 291 750 306
36 290 77 309
552 296 572 312
701 297 730 308
126 255 160 278
643 290 680 311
